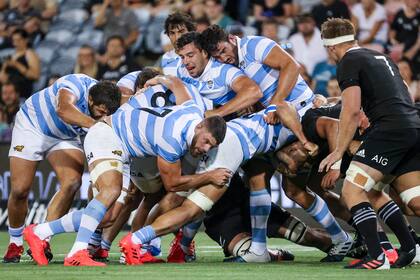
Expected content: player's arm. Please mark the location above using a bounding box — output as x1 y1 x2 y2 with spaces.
263 45 300 107
56 89 96 128
319 86 361 172
145 75 192 105
207 76 262 117
157 156 232 192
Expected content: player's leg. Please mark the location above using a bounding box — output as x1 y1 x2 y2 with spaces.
46 148 84 221
119 184 227 265
240 158 274 262
4 157 38 263
282 177 352 261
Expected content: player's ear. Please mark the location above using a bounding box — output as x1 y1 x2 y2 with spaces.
88 95 93 106
228 35 236 45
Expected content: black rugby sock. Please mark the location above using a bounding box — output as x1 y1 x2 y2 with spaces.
351 202 383 259
378 201 416 253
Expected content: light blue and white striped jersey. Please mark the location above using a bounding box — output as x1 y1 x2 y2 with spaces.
177 57 244 105
228 111 295 161
120 83 213 112
236 36 313 107
20 74 97 139
111 99 204 162
161 50 181 76
117 71 141 91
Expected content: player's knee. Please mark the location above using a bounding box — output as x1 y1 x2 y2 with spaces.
10 182 31 200
400 186 420 217
59 177 82 195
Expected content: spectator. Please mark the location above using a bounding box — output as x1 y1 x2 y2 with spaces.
261 19 280 42
351 0 388 52
1 81 22 125
398 59 419 102
97 35 140 82
0 106 11 142
204 0 235 29
311 53 336 97
30 0 58 21
196 16 211 33
288 13 327 74
74 45 99 79
4 0 40 25
23 15 44 47
326 77 340 97
311 0 351 29
254 0 293 30
0 28 40 99
94 0 139 48
389 0 420 76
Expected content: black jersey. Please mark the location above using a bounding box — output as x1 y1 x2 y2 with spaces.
337 47 420 130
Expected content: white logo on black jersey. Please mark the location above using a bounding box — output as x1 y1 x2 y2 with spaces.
355 149 365 158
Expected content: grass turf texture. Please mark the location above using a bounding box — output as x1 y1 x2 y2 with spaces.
0 232 419 279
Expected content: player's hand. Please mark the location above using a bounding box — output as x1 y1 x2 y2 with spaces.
208 168 233 187
318 150 343 173
321 169 341 190
303 141 319 157
144 76 162 88
312 94 327 108
263 105 281 125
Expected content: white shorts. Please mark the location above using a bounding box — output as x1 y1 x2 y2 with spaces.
84 122 130 165
196 128 243 185
9 111 83 161
85 122 131 192
290 92 314 117
130 157 163 194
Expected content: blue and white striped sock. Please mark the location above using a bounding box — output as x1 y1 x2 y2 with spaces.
249 189 271 255
8 225 24 246
180 219 202 254
131 225 156 245
306 194 348 244
89 229 102 247
101 239 111 251
34 210 82 240
68 199 107 257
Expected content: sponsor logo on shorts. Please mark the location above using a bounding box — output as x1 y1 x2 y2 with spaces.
110 161 119 167
112 150 123 157
355 149 365 158
372 155 388 166
13 145 24 152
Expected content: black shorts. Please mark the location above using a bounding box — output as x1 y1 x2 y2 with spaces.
204 204 291 256
352 127 420 175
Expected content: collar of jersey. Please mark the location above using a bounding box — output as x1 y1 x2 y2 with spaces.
196 57 215 80
346 46 361 53
236 36 245 68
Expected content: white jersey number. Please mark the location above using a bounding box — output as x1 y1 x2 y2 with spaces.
374 56 395 76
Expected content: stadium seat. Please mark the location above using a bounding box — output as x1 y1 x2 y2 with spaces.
58 44 82 60
49 56 75 76
76 30 104 50
0 48 14 61
35 43 59 64
44 30 74 46
59 0 89 10
48 19 83 33
57 9 88 25
32 74 48 92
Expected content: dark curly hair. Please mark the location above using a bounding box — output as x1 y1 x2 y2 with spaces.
199 25 229 55
164 12 196 35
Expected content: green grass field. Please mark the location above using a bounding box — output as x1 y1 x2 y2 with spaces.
0 232 419 280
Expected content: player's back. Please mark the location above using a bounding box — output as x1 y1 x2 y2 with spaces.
111 98 204 161
228 111 294 159
338 48 420 129
117 70 141 91
21 73 96 139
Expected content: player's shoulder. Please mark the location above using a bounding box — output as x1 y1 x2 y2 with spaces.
162 50 180 64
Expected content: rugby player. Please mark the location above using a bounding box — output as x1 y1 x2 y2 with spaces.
3 74 121 263
24 76 228 266
319 18 420 269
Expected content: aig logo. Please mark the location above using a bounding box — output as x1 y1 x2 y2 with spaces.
372 155 388 166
